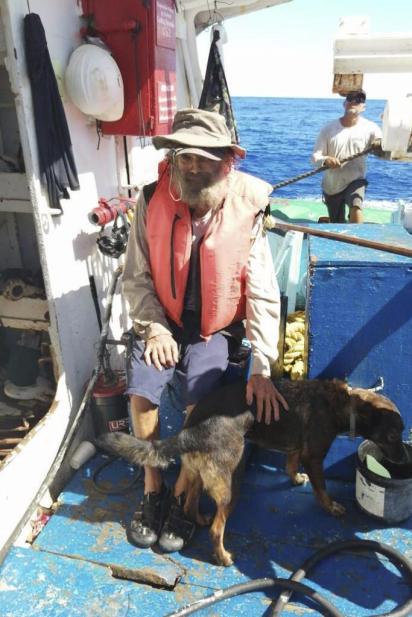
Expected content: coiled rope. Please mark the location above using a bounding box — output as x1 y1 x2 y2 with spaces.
283 311 305 380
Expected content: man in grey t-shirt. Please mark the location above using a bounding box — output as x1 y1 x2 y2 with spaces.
312 90 382 223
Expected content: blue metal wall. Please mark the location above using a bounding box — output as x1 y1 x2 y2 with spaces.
306 224 412 473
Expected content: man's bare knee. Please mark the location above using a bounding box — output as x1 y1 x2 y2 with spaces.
349 204 363 223
130 394 156 413
129 395 159 440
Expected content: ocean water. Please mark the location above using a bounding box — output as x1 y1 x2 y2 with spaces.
232 97 411 206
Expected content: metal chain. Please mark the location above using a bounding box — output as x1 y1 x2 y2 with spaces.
271 144 375 192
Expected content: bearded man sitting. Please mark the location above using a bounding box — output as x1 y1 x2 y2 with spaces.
122 108 287 552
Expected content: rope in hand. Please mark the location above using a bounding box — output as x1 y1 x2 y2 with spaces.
271 142 378 192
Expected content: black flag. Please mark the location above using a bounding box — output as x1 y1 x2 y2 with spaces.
198 29 239 144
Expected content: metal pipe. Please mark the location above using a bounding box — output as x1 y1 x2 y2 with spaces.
266 218 412 259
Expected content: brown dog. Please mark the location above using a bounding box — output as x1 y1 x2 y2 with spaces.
96 379 404 566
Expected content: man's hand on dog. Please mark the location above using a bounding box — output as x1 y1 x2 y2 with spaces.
246 375 289 423
144 334 179 370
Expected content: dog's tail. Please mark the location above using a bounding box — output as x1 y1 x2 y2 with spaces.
95 432 184 468
95 411 254 469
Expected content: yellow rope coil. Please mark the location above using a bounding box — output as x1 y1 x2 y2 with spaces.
283 310 306 380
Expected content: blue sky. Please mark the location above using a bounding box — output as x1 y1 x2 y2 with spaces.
197 0 412 98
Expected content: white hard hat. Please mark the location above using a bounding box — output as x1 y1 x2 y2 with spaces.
65 44 124 121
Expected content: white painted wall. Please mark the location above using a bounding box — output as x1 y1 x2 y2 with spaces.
3 0 128 392
0 0 133 557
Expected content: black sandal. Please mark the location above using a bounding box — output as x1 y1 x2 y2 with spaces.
127 485 169 549
158 493 196 552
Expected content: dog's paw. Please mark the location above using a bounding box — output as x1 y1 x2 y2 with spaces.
292 472 309 486
215 550 234 567
330 501 346 516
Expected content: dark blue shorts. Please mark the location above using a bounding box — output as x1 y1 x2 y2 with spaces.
125 318 230 407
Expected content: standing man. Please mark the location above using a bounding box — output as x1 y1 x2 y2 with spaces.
312 90 382 223
122 108 287 553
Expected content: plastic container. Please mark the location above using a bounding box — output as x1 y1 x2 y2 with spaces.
356 440 412 523
70 441 97 469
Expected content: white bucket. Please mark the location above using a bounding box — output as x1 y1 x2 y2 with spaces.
356 441 412 524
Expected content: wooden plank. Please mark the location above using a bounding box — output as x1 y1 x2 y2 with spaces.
0 296 49 330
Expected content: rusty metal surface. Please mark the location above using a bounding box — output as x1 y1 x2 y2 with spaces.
0 414 30 459
0 393 51 463
332 73 363 95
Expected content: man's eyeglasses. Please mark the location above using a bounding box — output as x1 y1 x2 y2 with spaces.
346 93 365 104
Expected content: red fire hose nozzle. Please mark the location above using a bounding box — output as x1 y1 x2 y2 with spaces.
88 198 135 226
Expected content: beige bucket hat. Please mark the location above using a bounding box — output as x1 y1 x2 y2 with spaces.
152 108 246 159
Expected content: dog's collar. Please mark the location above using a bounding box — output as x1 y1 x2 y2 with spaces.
349 412 356 439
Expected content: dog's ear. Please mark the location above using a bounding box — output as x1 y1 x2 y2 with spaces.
350 388 400 414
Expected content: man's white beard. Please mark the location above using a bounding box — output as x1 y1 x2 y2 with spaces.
173 165 230 215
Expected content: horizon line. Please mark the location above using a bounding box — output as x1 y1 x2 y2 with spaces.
231 94 388 100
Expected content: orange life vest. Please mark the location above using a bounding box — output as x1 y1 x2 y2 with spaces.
146 161 272 337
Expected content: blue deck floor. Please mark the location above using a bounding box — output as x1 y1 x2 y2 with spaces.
1 452 411 616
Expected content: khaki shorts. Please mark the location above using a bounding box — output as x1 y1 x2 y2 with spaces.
323 179 368 223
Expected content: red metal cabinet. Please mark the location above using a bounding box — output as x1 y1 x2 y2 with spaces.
81 0 176 136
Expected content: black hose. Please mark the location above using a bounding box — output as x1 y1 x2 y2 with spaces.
270 539 412 617
92 455 142 495
166 577 343 617
165 539 412 617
